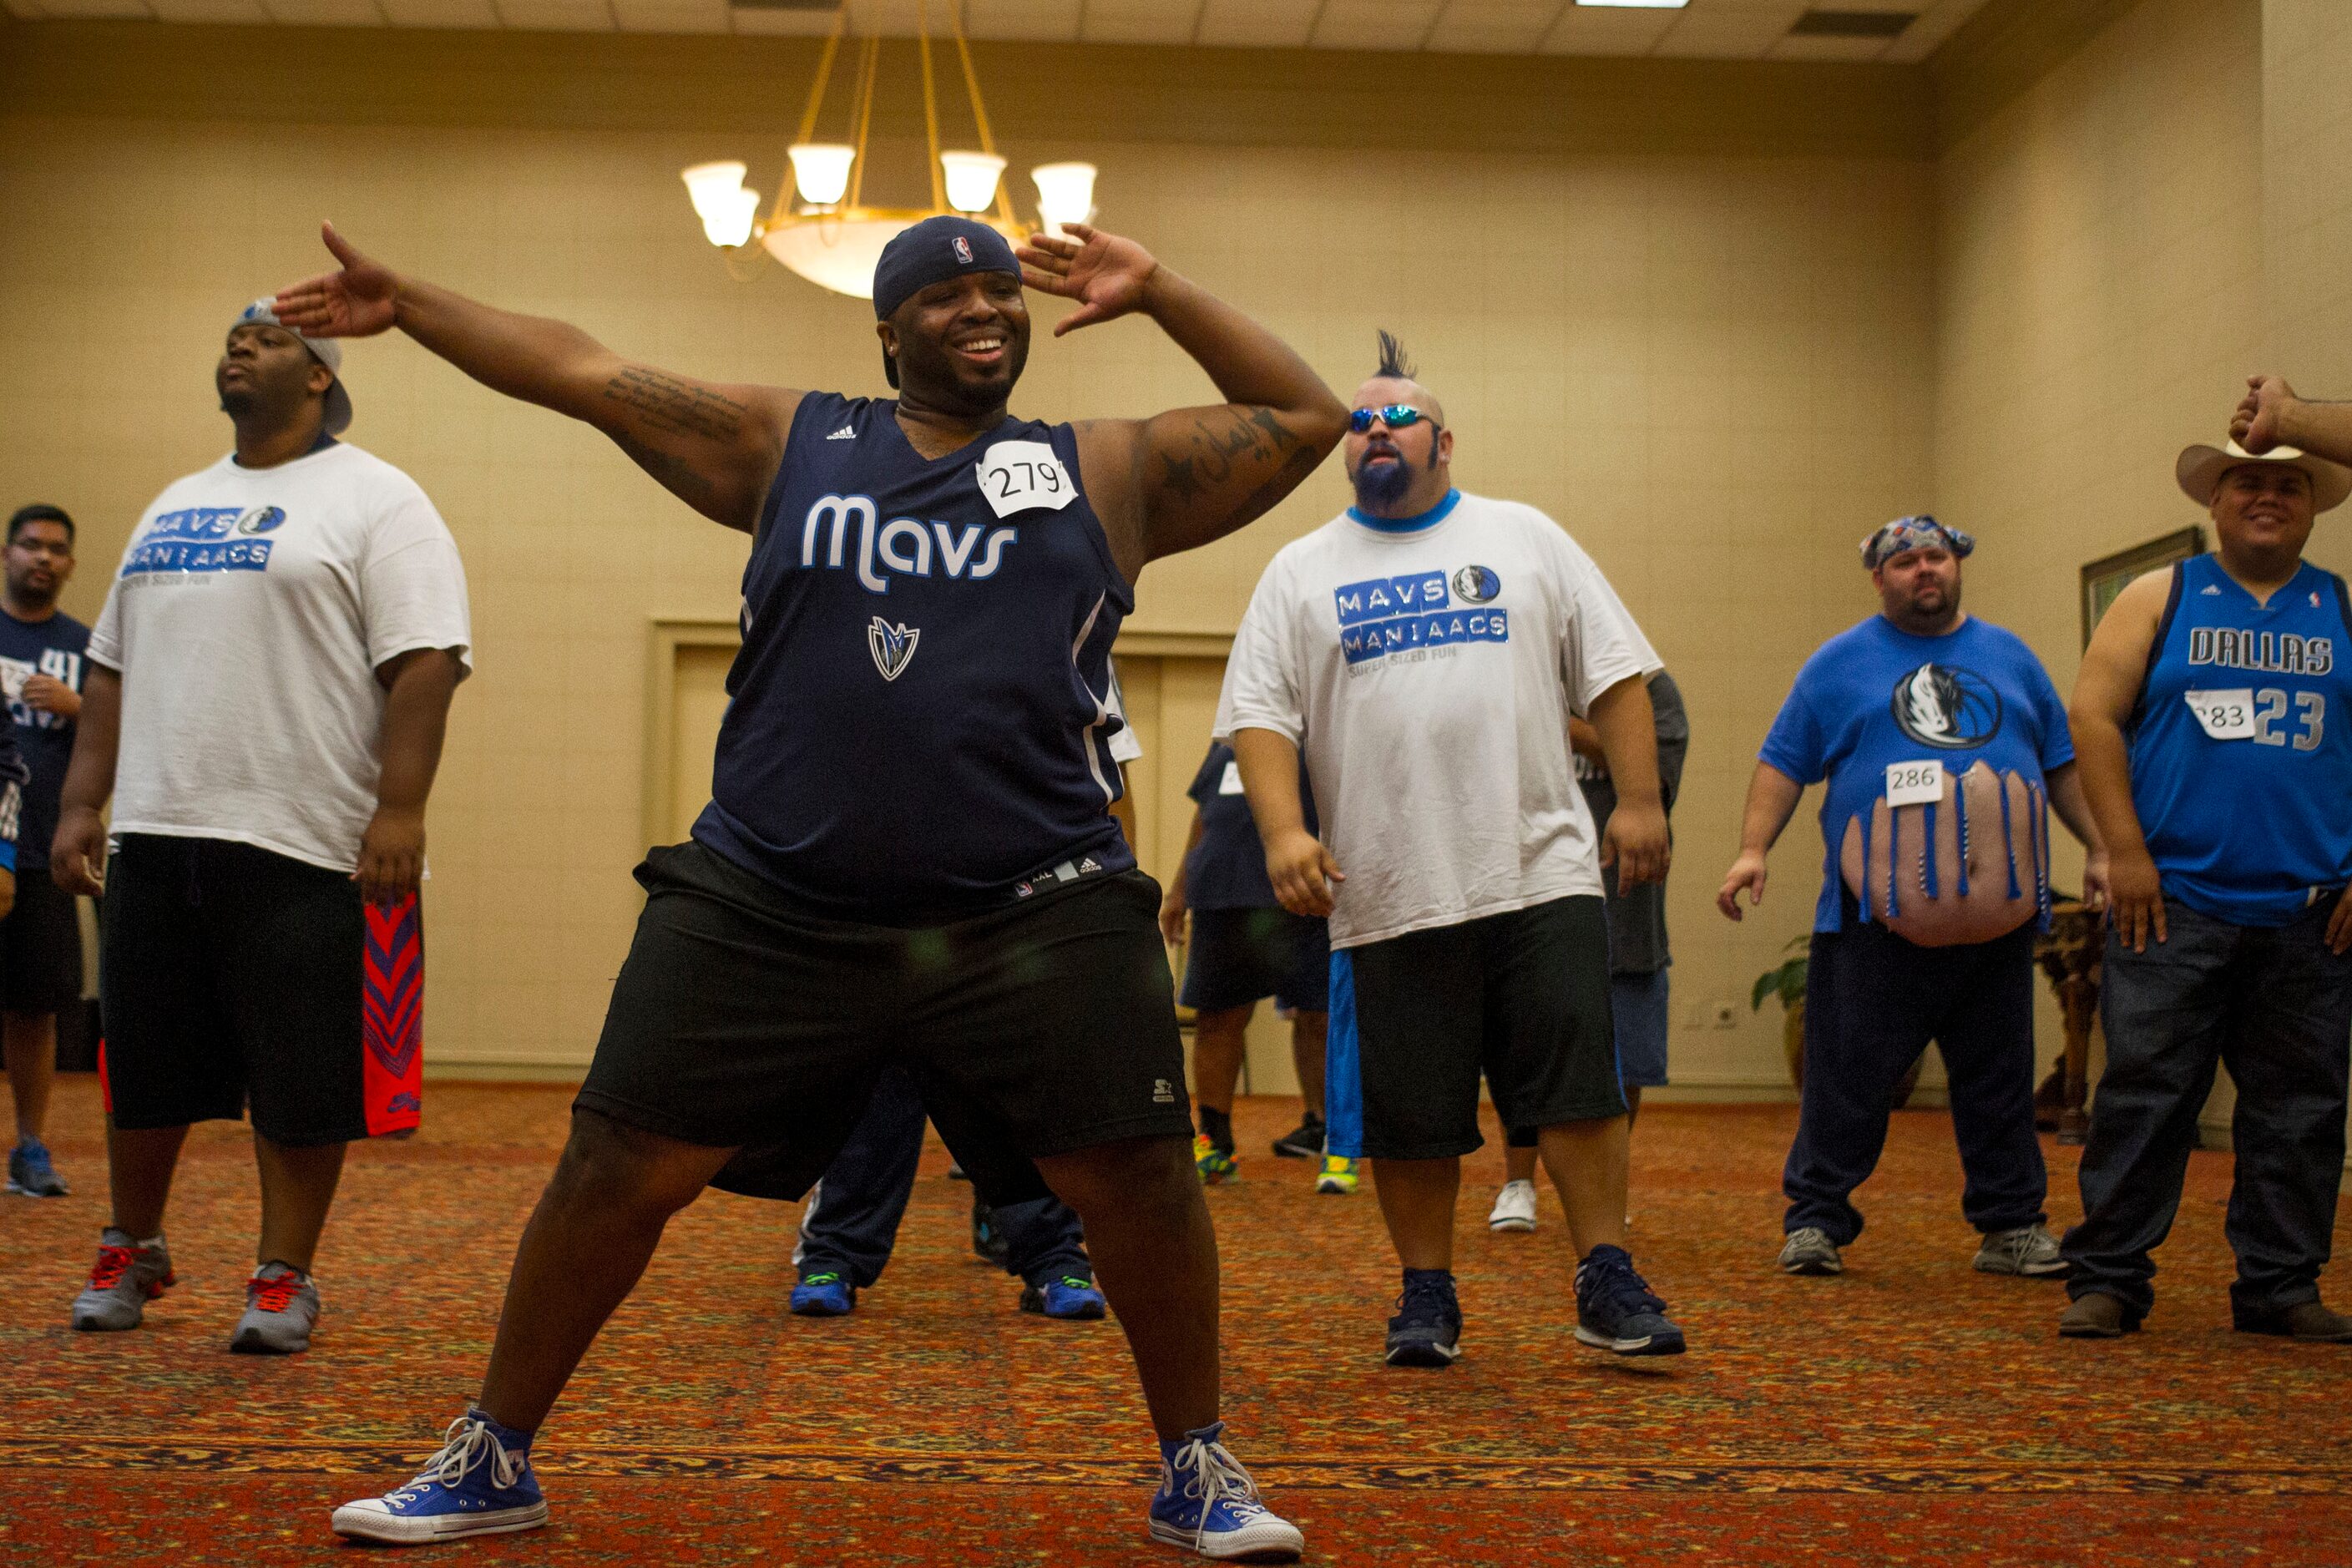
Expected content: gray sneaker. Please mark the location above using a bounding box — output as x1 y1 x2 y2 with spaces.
72 1229 176 1331
1974 1224 2067 1277
230 1262 321 1354
1778 1227 1844 1276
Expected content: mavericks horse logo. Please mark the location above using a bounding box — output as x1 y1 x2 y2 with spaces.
1889 663 2002 751
868 617 920 681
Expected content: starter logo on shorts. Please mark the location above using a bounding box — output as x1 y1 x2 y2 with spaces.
867 617 920 681
953 236 974 263
1889 663 2003 751
1451 564 1501 603
1333 569 1509 666
1153 1079 1176 1105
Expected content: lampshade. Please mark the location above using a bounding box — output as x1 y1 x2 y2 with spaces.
761 215 917 299
939 151 1007 215
788 143 856 208
681 162 759 248
1030 162 1097 233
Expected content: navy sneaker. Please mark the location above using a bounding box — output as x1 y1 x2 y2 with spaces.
1574 1244 1686 1357
1146 1420 1304 1561
789 1272 857 1316
331 1411 549 1544
8 1137 68 1197
1021 1275 1108 1320
1269 1115 1325 1161
971 1197 1009 1264
1383 1269 1462 1368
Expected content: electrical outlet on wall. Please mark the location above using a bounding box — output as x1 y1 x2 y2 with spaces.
1710 1000 1737 1029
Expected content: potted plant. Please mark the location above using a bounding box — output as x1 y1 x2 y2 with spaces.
1753 935 1926 1105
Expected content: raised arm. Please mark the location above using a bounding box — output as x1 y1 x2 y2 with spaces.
2234 376 2352 466
2070 569 2172 951
273 224 798 532
1018 227 1345 580
1716 762 1805 921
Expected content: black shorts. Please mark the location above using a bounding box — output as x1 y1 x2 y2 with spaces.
578 841 1195 1201
1179 906 1330 1013
0 867 83 1016
1335 895 1624 1161
99 835 425 1146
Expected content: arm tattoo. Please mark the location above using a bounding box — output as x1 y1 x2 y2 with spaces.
610 427 723 513
601 366 747 442
1161 453 1202 503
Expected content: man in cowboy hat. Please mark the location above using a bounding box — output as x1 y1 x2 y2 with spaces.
1721 516 2102 1281
2061 432 2352 1342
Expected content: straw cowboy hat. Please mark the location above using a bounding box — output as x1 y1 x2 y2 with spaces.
2176 438 2352 513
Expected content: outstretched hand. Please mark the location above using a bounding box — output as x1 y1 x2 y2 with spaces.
2232 374 2298 453
1014 225 1160 336
272 222 400 339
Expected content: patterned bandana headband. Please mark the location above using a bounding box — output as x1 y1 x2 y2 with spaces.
1861 515 1975 571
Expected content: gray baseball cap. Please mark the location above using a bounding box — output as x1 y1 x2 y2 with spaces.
234 298 352 435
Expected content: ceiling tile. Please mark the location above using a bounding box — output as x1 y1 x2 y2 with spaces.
1652 2 1803 58
1767 31 1890 61
29 0 154 14
495 0 612 28
1194 0 1317 48
1312 0 1444 51
1539 4 1675 56
611 0 726 29
1425 23 1553 54
1883 0 1990 63
377 0 497 23
728 6 841 33
1080 0 1199 43
844 0 927 34
149 0 270 17
262 0 386 21
961 0 1080 40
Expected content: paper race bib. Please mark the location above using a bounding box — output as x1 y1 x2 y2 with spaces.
1218 761 1245 795
976 441 1077 518
2185 689 2256 740
1884 761 1945 807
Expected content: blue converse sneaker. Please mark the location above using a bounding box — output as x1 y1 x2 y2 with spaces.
330 1412 549 1544
1574 1243 1687 1357
1384 1268 1462 1368
8 1137 68 1197
1147 1422 1303 1562
790 1272 857 1316
1021 1275 1108 1320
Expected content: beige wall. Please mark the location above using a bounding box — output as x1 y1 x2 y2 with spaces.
0 24 1935 1081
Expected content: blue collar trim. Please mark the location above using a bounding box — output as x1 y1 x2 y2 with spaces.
1348 488 1461 534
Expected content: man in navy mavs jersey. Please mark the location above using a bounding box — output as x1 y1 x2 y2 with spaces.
277 215 1343 1557
2064 436 2352 1343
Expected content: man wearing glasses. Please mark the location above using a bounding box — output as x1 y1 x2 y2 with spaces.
1218 333 1687 1368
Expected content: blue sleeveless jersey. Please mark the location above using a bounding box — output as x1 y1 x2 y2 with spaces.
2130 553 2352 925
692 392 1136 923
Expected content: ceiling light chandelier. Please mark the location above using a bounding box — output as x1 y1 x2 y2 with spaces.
679 1 1097 300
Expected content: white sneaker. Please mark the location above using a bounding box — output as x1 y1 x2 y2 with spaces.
1487 1180 1538 1233
1974 1223 2067 1277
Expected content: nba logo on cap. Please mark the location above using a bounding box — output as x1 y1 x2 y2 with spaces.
953 236 973 263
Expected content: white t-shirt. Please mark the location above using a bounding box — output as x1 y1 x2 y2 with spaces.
90 442 473 874
1216 489 1659 949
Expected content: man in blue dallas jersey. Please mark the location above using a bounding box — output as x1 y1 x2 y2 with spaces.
278 216 1344 1557
2063 430 2352 1343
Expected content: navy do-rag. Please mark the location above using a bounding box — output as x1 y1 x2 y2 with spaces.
872 215 1022 321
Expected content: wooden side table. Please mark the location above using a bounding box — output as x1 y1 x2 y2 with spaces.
2032 899 2103 1145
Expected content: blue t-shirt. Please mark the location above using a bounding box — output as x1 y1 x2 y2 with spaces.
1761 615 2075 933
1181 741 1318 912
2129 554 2352 925
0 608 89 872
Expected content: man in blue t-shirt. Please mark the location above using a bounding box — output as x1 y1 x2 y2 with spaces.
0 504 89 1201
2061 433 2352 1343
1158 741 1332 1185
1719 517 2106 1280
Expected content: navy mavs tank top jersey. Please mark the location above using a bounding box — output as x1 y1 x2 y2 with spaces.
2129 553 2352 925
692 392 1136 922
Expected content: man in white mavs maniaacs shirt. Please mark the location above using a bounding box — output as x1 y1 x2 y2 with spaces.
1216 332 1687 1368
58 301 471 1358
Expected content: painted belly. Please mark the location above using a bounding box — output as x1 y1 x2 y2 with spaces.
1839 762 2043 948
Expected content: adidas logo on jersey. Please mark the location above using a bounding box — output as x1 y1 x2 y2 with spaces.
2202 584 2223 595
827 425 856 441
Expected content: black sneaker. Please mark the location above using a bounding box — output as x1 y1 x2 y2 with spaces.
1384 1272 1462 1368
970 1197 1009 1264
1574 1244 1686 1357
1271 1115 1326 1160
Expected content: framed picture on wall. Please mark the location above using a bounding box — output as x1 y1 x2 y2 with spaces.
2081 527 2206 648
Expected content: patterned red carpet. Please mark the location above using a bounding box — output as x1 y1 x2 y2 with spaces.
3 1078 2346 1565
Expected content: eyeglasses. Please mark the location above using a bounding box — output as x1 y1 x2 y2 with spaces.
1348 405 1437 434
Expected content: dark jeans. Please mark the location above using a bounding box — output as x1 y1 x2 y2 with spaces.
793 1066 1090 1290
1784 920 2047 1245
2063 900 2352 1320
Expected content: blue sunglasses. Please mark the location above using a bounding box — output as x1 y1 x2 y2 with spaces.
1348 404 1438 434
